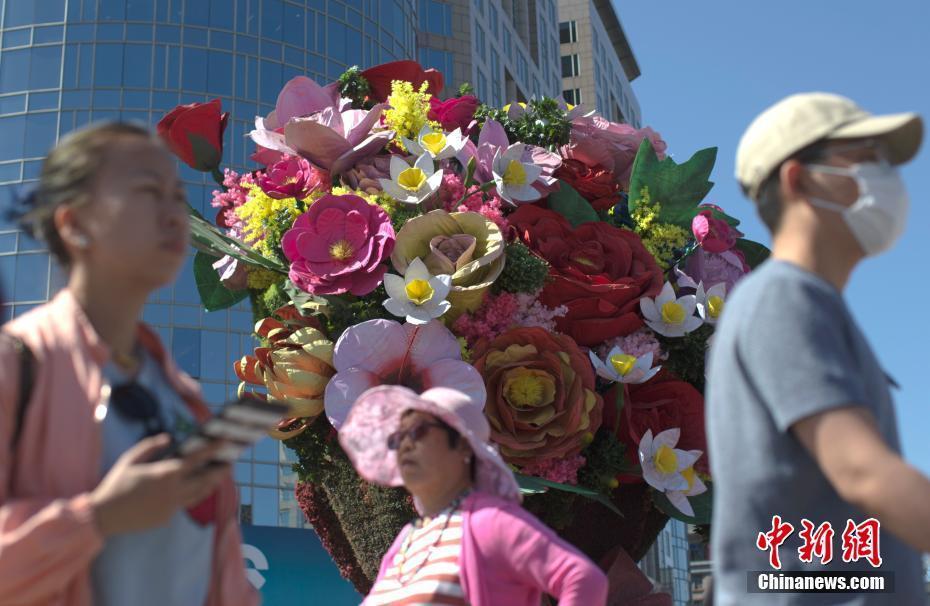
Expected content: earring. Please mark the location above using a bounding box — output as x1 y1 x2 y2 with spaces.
71 234 89 249
464 457 472 464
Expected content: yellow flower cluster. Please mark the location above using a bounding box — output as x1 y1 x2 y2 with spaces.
631 186 689 270
384 80 436 145
246 266 286 290
235 184 307 258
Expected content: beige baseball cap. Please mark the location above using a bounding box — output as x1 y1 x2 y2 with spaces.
736 92 923 200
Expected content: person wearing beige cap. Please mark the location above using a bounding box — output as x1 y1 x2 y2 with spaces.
706 93 927 605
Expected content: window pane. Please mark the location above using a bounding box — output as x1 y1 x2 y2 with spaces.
209 0 234 30
29 45 62 89
14 254 49 301
182 47 207 92
207 50 233 96
24 112 58 158
94 44 124 87
126 0 154 21
123 45 152 88
283 4 305 47
0 49 30 92
0 115 26 162
172 327 202 378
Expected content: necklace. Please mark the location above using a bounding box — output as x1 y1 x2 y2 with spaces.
394 490 470 584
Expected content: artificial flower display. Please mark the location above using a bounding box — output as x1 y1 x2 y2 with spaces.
160 58 770 594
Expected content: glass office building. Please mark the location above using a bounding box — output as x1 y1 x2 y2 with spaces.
0 0 416 528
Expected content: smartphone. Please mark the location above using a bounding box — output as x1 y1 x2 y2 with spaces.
171 396 293 463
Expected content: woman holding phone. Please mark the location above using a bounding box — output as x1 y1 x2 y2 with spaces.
0 122 258 606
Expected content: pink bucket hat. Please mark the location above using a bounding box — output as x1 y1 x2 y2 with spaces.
338 384 522 503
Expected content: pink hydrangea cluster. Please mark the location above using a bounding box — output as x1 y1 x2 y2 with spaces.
511 292 567 333
452 292 519 347
211 168 257 238
438 171 509 232
520 455 586 485
453 291 566 347
595 327 665 361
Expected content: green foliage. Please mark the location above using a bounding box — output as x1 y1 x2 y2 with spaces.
547 181 600 227
579 430 629 493
652 483 713 525
388 203 422 234
187 204 287 273
493 242 550 294
656 323 714 393
193 251 248 312
457 82 475 97
316 285 395 342
523 490 578 530
735 238 771 268
474 97 572 150
338 66 372 109
628 140 720 229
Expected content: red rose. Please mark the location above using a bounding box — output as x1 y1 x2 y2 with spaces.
510 205 663 347
361 60 444 102
607 371 708 477
555 159 621 211
157 99 229 171
428 95 479 133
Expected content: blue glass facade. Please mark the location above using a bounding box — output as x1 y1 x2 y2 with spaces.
0 0 416 528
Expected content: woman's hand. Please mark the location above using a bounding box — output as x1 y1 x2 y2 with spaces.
89 434 229 537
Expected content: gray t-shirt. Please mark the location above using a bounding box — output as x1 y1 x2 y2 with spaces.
706 260 925 605
91 350 214 606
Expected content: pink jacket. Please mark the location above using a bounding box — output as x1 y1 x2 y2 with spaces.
373 491 608 606
0 290 259 606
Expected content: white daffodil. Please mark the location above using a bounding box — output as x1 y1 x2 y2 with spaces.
491 143 543 205
402 125 468 160
589 346 660 384
379 154 443 205
665 463 708 517
639 282 703 337
382 257 452 324
638 428 700 494
695 282 727 325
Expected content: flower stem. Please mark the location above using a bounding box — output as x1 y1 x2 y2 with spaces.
452 180 495 207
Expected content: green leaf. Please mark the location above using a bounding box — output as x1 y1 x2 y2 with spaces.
628 139 718 228
735 239 771 269
463 156 477 188
193 251 249 312
547 180 600 227
515 473 622 516
651 483 713 525
187 204 288 274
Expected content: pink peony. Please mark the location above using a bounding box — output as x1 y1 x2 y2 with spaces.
520 455 586 484
428 95 479 133
691 205 742 253
281 193 395 296
258 155 328 200
561 115 667 186
324 319 486 428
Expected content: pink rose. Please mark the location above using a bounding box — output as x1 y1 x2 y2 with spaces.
561 116 667 186
282 194 395 296
428 95 479 132
691 206 741 253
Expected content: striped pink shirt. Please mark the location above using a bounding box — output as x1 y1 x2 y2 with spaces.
364 511 468 606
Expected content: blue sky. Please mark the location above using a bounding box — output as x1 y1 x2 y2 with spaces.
618 0 930 474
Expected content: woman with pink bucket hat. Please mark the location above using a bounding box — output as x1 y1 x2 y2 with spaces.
338 384 609 606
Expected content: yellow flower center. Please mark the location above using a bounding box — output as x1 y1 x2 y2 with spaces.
329 240 354 261
502 160 527 187
398 167 427 192
506 372 545 407
654 444 678 475
609 353 638 377
681 466 696 491
421 132 447 156
404 279 434 305
661 301 686 325
707 295 724 319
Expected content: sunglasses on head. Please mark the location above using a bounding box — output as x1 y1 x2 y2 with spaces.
386 420 447 450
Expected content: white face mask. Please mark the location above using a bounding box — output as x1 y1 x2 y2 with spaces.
806 161 909 257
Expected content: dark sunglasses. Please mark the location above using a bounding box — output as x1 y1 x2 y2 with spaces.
110 382 168 438
387 421 447 451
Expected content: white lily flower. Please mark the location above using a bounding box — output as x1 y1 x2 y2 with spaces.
695 282 727 325
638 428 700 494
665 463 708 517
491 143 544 205
379 154 444 205
639 282 703 337
382 257 452 324
402 125 467 160
588 346 660 384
